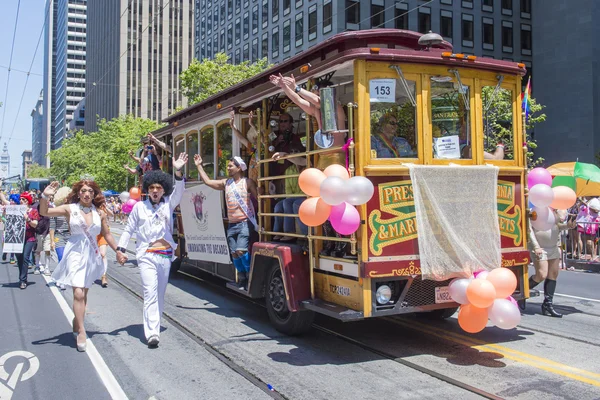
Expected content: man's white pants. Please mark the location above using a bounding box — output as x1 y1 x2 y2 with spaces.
138 252 171 340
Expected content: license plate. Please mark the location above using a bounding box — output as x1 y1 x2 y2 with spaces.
435 286 454 304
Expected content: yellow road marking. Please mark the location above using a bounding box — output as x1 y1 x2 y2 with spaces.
388 318 600 387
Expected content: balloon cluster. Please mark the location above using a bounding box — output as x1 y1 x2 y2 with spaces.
528 167 577 230
297 165 375 235
448 268 520 333
121 187 141 214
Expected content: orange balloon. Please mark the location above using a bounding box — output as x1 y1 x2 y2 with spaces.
323 164 349 180
549 186 577 210
486 268 517 298
298 197 331 227
457 304 489 333
466 279 496 308
129 187 141 200
299 168 327 197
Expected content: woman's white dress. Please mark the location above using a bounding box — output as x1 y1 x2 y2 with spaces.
52 204 104 288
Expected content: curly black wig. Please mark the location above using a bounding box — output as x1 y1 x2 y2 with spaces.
142 170 174 197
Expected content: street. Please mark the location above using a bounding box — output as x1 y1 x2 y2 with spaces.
1 221 600 399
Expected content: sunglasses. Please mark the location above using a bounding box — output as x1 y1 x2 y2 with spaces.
387 120 398 125
280 119 291 123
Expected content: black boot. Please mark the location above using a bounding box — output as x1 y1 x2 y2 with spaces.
237 271 248 291
320 221 335 256
541 279 562 318
529 276 541 297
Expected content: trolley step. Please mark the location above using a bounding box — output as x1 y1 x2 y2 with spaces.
302 299 364 321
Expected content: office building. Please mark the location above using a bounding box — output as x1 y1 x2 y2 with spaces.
532 0 599 164
31 90 45 166
43 0 87 154
85 0 194 133
42 0 59 163
194 0 532 75
22 151 33 179
54 0 87 148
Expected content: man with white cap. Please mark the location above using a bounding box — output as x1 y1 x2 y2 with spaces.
194 155 258 290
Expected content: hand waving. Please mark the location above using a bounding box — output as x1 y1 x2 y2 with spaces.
194 154 203 167
172 153 188 171
44 181 60 198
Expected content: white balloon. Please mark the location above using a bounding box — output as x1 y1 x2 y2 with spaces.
531 206 555 231
488 298 521 329
345 176 375 205
529 184 554 208
476 271 489 280
320 177 348 206
119 191 130 202
448 278 472 305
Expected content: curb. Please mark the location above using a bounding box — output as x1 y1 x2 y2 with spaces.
565 259 600 273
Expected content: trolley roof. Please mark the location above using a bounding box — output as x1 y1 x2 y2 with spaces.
155 29 526 137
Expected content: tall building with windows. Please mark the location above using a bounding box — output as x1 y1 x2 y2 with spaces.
42 0 59 164
532 0 599 164
85 0 194 133
0 143 10 180
194 0 532 74
53 0 87 148
31 90 45 166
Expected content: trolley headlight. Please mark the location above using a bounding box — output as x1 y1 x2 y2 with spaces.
376 284 392 305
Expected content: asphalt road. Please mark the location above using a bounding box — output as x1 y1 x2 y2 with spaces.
1 221 600 399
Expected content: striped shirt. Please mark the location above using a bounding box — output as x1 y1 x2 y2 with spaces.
225 178 251 223
50 216 71 247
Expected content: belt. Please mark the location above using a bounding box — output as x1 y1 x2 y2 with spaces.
146 246 173 258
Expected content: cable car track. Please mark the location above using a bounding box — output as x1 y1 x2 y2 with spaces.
107 263 502 399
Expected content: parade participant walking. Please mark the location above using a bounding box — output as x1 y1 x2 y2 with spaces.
194 154 258 290
528 209 576 318
115 153 188 348
40 179 120 351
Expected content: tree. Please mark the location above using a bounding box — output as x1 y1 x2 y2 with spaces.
26 163 52 179
48 115 164 191
179 53 272 105
482 86 546 167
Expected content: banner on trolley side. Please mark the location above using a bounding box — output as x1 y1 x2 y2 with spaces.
179 184 230 264
3 205 27 254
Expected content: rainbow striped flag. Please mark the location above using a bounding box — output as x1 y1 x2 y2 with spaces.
522 76 531 122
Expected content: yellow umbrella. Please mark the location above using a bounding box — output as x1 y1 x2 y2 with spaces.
547 162 600 197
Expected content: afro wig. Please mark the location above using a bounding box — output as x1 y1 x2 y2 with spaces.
8 194 20 204
142 170 174 197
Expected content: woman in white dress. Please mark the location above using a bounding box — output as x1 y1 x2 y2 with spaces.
39 179 120 352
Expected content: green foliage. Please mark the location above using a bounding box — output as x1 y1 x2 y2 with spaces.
180 53 272 105
48 115 164 191
26 163 51 179
482 86 546 167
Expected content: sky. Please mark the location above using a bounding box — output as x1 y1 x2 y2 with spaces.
0 0 46 176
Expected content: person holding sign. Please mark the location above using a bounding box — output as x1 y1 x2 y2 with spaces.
371 113 414 158
195 154 258 290
0 191 40 289
115 153 187 348
40 179 120 352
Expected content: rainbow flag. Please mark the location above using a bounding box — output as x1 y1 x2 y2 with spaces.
522 76 531 122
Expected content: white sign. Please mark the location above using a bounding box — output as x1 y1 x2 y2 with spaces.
3 206 26 254
434 287 454 304
369 79 396 103
0 351 40 399
180 184 231 264
434 135 461 159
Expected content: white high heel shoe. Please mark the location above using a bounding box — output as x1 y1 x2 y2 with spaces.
77 339 87 352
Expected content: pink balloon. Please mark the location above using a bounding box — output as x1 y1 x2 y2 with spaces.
122 198 138 214
475 270 489 280
528 167 553 188
329 202 360 235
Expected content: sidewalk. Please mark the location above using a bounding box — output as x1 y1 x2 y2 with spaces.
565 258 600 273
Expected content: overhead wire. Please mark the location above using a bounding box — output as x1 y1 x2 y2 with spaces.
6 0 53 145
0 0 22 144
